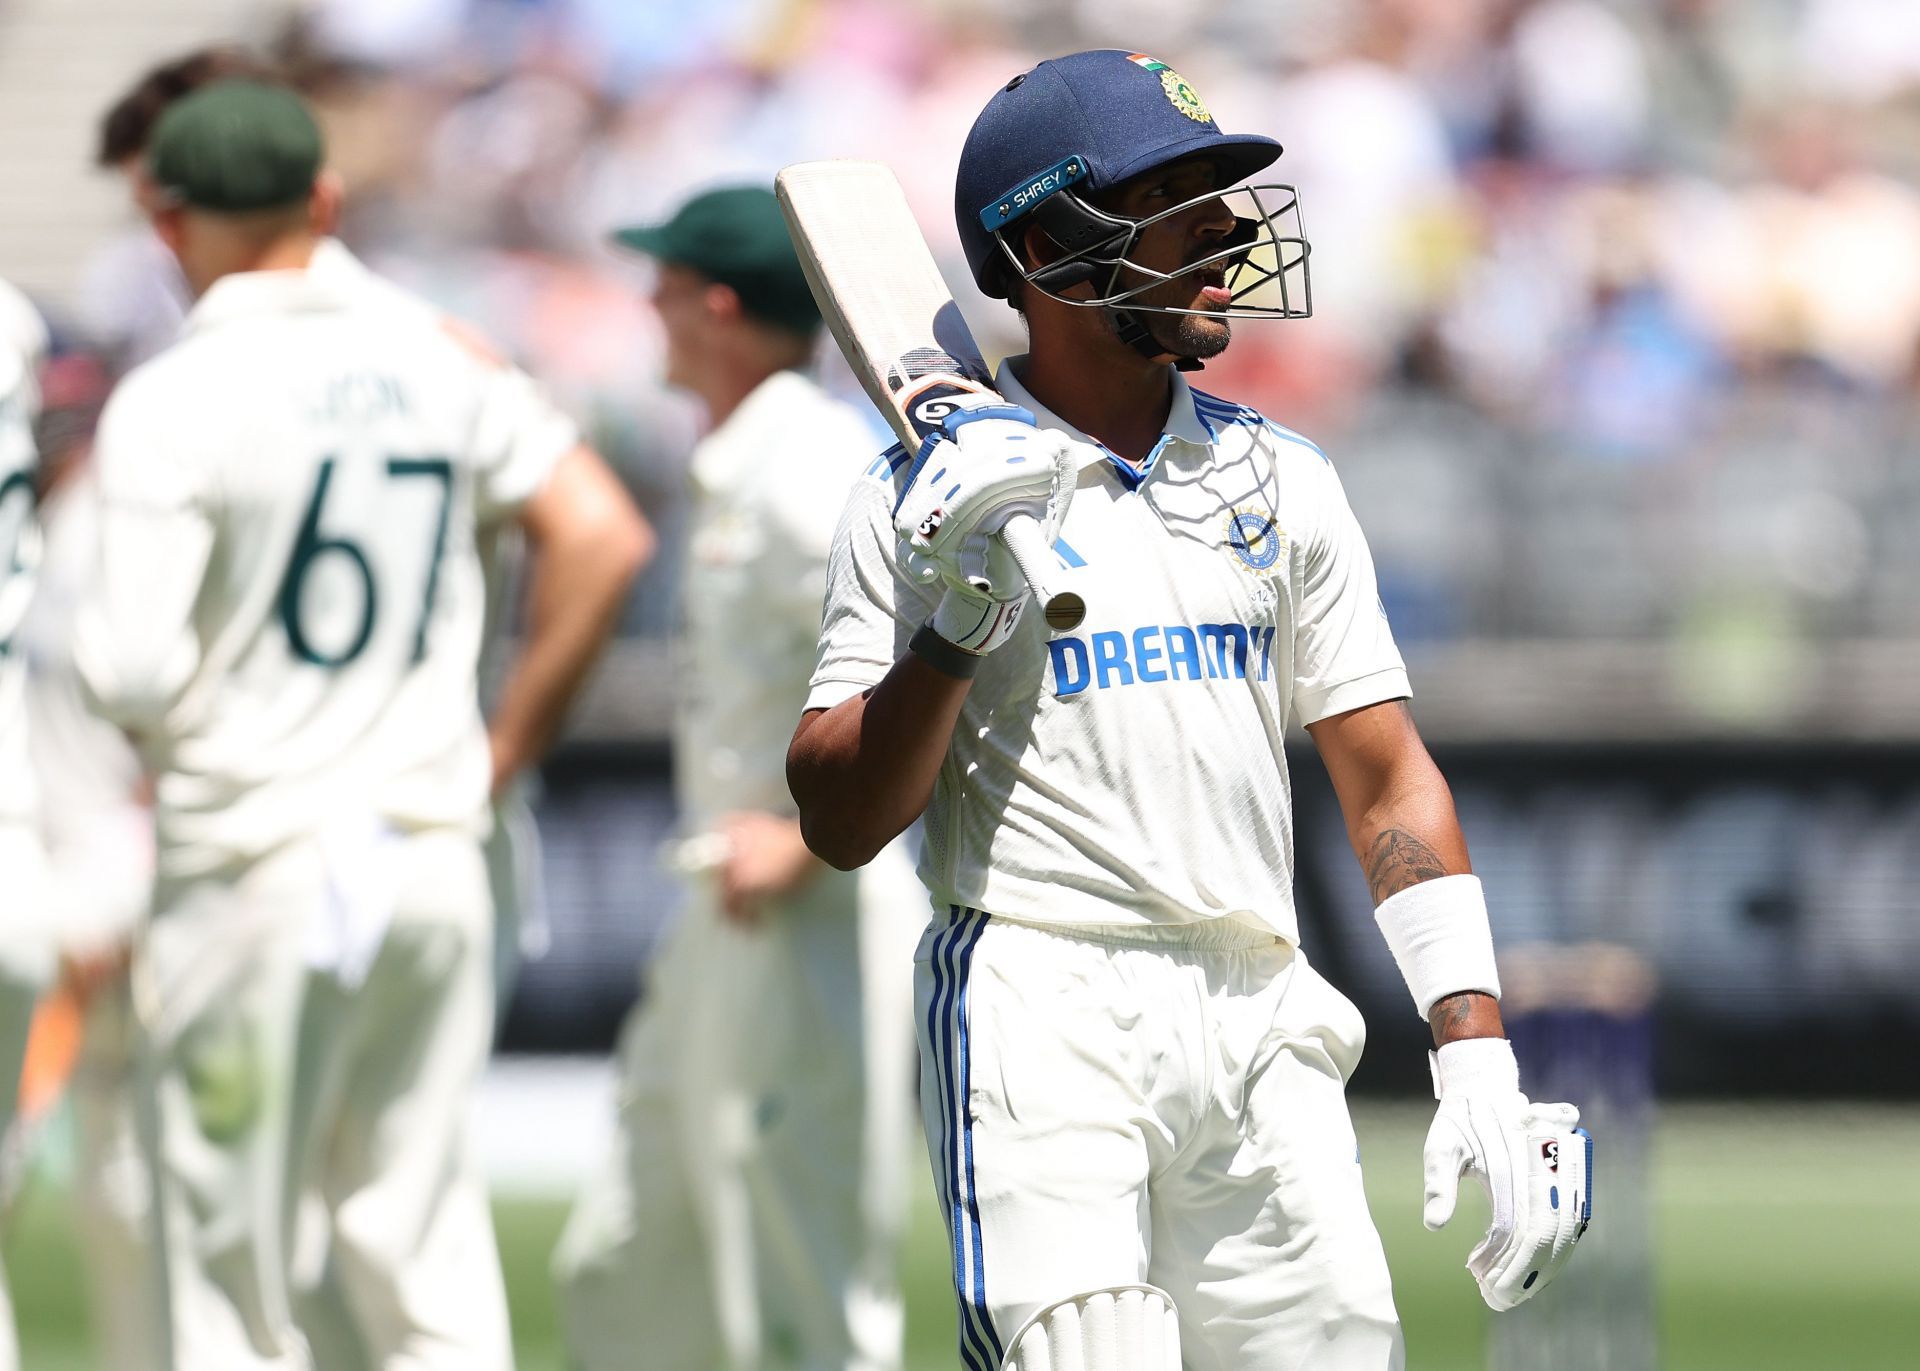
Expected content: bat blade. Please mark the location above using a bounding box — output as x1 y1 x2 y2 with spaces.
776 159 1086 632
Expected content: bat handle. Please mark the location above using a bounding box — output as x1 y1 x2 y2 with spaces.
999 514 1087 633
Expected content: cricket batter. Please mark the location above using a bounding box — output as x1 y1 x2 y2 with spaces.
75 80 649 1369
553 187 922 1371
789 51 1592 1370
0 276 52 1371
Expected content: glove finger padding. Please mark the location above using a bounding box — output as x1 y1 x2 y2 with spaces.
1469 1107 1590 1311
1425 1039 1591 1312
894 407 1064 559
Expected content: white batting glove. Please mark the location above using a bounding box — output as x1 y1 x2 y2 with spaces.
894 395 1077 655
1424 1037 1592 1311
903 531 1029 653
892 395 1076 574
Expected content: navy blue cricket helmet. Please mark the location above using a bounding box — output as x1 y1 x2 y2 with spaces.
955 50 1285 302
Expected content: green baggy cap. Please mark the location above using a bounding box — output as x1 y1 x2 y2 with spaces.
148 80 323 213
611 185 821 334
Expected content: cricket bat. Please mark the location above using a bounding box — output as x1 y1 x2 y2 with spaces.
775 159 1087 632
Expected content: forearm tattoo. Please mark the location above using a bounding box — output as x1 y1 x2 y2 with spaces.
1429 990 1502 1045
1363 827 1450 905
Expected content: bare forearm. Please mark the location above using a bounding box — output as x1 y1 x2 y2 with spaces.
1351 764 1466 902
1429 990 1504 1046
1348 776 1503 1044
1311 701 1503 1045
787 654 971 869
489 536 642 788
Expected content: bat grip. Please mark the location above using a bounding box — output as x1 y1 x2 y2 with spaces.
998 514 1087 633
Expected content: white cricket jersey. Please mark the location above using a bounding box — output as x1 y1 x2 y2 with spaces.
0 277 48 828
76 246 577 880
808 360 1409 941
676 369 877 828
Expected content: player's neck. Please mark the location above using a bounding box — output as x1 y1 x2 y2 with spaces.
185 233 319 299
692 366 776 430
1014 341 1172 466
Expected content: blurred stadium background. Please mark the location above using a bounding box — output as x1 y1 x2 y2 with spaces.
4 0 1919 1366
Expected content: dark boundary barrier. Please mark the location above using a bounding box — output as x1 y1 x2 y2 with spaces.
511 741 1920 1099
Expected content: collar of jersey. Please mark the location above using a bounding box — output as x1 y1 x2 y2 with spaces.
993 359 1216 492
183 247 360 334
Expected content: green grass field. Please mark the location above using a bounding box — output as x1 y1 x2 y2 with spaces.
9 1104 1917 1369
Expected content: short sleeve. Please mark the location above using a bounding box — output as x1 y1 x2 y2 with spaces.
1291 459 1410 725
469 363 580 524
805 474 930 711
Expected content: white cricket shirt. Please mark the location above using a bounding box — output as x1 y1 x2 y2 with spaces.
0 278 47 828
76 246 577 879
676 369 877 828
808 360 1409 940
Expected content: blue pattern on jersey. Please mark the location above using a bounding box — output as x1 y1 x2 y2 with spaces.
1189 387 1329 463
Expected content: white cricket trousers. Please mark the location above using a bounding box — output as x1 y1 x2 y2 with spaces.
554 840 923 1371
917 907 1405 1371
0 822 53 1371
135 826 509 1371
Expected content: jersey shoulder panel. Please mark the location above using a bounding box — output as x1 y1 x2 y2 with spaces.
1188 385 1330 466
861 440 915 500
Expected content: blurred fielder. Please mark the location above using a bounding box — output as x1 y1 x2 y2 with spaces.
72 66 591 1367
553 187 922 1371
0 276 53 1371
788 50 1592 1370
75 80 649 1370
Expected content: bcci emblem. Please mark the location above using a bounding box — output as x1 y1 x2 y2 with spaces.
1161 71 1211 123
1126 54 1212 124
1224 508 1282 572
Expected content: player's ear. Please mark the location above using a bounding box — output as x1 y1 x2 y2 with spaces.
309 170 345 238
704 281 744 325
149 203 188 256
1017 221 1063 274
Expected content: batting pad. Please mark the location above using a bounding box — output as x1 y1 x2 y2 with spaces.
1001 1284 1182 1371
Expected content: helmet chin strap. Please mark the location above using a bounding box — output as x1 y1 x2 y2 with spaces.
1106 305 1206 372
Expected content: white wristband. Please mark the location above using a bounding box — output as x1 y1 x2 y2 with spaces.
1373 873 1501 1021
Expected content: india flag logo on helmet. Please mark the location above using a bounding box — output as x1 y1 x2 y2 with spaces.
1127 53 1212 124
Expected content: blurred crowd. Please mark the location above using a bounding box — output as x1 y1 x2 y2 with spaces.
42 0 1920 655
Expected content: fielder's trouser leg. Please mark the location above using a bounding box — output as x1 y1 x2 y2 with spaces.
552 921 725 1371
0 823 53 1371
915 910 1403 1371
301 829 511 1371
138 847 320 1371
557 850 918 1371
735 855 916 1371
72 981 164 1371
0 970 37 1371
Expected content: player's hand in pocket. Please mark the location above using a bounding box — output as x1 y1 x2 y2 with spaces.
1422 1037 1591 1311
716 811 823 926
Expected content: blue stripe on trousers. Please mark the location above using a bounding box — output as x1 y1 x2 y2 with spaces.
953 909 1005 1364
930 908 995 1371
